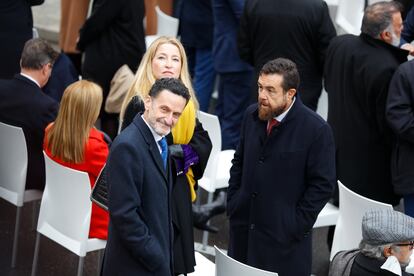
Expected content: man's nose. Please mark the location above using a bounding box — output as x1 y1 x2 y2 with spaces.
165 113 174 126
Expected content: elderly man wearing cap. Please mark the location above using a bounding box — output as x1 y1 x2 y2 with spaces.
329 209 414 276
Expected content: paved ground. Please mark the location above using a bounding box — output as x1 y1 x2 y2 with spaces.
1 1 332 275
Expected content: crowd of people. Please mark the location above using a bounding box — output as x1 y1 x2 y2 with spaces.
2 0 414 276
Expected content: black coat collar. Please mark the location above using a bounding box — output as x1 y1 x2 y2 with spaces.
359 33 408 64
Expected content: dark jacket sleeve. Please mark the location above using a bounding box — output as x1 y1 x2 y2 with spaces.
316 1 336 73
402 7 414 44
77 0 124 51
386 63 414 142
294 123 336 238
188 118 212 181
237 0 253 65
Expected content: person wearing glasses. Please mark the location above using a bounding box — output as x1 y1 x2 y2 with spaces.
329 209 414 276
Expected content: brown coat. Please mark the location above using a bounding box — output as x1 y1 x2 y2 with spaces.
59 0 90 53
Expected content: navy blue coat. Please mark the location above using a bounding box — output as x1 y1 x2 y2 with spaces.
103 115 173 276
0 74 58 190
386 60 414 196
212 0 251 73
227 99 336 276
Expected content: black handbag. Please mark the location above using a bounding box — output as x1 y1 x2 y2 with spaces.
90 165 109 211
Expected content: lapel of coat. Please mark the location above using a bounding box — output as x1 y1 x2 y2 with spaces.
134 115 168 182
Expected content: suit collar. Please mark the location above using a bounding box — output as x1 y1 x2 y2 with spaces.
14 74 41 89
133 115 169 181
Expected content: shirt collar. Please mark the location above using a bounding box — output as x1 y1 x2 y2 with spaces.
274 96 295 122
20 73 40 87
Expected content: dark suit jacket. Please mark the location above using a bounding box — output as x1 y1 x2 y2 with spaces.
103 115 173 276
77 0 145 99
212 0 252 73
0 74 58 190
0 0 44 79
324 34 407 205
227 99 336 276
238 0 336 109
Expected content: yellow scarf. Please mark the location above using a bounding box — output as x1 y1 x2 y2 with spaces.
171 100 197 202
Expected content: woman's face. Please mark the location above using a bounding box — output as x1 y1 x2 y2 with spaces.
151 43 182 80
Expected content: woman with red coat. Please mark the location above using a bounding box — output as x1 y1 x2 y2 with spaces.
43 80 109 239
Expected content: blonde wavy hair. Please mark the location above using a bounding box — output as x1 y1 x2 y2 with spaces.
120 36 198 121
46 80 103 163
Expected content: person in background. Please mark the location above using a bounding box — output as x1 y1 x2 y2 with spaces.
386 59 414 218
44 80 109 239
227 58 335 276
324 1 407 206
238 0 336 110
212 0 253 150
60 0 90 75
0 0 44 79
178 0 216 112
329 210 414 276
120 36 212 275
103 78 190 275
77 0 146 140
0 38 59 191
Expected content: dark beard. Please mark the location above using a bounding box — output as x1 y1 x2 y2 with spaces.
258 103 286 121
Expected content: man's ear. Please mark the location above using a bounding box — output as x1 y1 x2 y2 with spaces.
143 95 151 111
383 246 393 257
380 30 392 44
287 88 296 99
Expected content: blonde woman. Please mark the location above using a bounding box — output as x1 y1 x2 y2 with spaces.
43 80 110 240
120 36 212 275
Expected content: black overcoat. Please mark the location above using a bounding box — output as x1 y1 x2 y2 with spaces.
227 99 336 276
238 0 336 109
103 115 173 275
324 34 407 205
0 74 58 190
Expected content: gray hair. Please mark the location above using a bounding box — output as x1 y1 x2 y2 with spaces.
20 38 59 70
361 1 402 38
359 240 400 260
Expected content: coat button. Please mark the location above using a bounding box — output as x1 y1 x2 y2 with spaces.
250 224 255 230
259 157 264 163
252 192 257 198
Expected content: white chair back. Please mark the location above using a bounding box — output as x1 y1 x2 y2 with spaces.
335 0 364 35
197 111 221 187
215 246 278 276
0 122 28 206
38 153 94 256
330 180 393 260
155 5 179 37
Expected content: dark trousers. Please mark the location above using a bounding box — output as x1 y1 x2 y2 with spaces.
215 71 253 150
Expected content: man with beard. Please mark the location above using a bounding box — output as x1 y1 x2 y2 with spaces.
103 78 190 275
227 58 336 276
324 1 407 206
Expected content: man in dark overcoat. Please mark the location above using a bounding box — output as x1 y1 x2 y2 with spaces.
237 0 336 110
0 38 59 191
102 78 190 275
227 58 336 276
324 1 408 205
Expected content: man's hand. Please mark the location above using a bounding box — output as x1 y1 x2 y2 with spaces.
401 43 414 56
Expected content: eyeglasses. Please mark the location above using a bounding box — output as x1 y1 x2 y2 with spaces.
395 241 414 250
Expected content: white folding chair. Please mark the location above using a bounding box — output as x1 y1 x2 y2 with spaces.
330 180 393 260
31 153 106 276
313 202 339 228
197 112 235 251
145 6 180 49
215 246 278 276
0 121 43 268
335 0 365 35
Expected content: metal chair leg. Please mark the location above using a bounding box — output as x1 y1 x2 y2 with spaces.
11 206 22 268
201 192 214 250
77 256 85 276
31 232 41 276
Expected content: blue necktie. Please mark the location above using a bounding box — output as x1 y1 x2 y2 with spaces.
158 137 168 170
